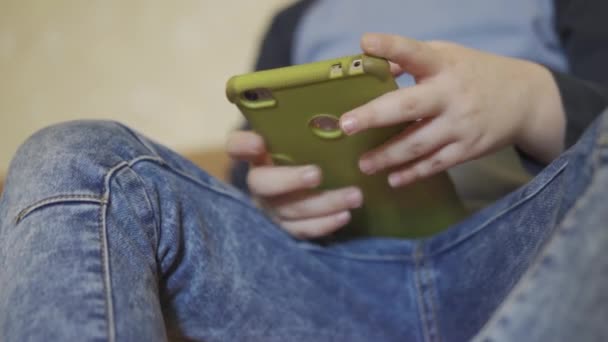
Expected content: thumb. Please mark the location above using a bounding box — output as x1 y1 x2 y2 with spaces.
361 33 442 78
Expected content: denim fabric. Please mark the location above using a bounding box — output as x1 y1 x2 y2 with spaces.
474 112 608 342
0 111 607 341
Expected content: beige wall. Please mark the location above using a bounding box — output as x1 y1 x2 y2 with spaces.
0 0 293 179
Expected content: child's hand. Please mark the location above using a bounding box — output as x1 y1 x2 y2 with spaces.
340 34 565 187
226 131 362 239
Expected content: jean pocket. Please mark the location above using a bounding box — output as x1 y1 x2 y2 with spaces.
14 193 105 224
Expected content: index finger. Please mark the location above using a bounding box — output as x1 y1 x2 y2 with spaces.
340 83 443 135
361 33 442 78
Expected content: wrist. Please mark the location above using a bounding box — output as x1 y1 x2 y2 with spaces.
515 61 566 164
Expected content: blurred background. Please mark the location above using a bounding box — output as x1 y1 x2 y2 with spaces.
0 0 294 185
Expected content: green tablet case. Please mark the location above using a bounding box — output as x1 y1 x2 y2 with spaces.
227 54 466 238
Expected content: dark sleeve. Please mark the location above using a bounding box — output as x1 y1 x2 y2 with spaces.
229 0 316 192
552 0 608 148
252 1 317 72
551 72 608 147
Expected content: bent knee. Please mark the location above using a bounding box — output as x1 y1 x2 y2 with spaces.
18 120 145 159
3 120 158 209
14 120 156 167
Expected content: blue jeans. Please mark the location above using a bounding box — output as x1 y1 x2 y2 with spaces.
1 111 607 342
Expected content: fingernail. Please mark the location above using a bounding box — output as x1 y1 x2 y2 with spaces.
336 211 351 223
345 188 363 208
363 34 380 52
340 115 358 135
248 144 263 155
388 173 402 187
302 166 321 185
359 159 375 174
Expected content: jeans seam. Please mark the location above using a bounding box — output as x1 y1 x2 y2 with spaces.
239 329 369 339
119 165 162 253
294 243 415 261
98 197 113 342
100 160 129 342
414 246 440 342
424 257 441 342
99 155 165 342
14 194 106 224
